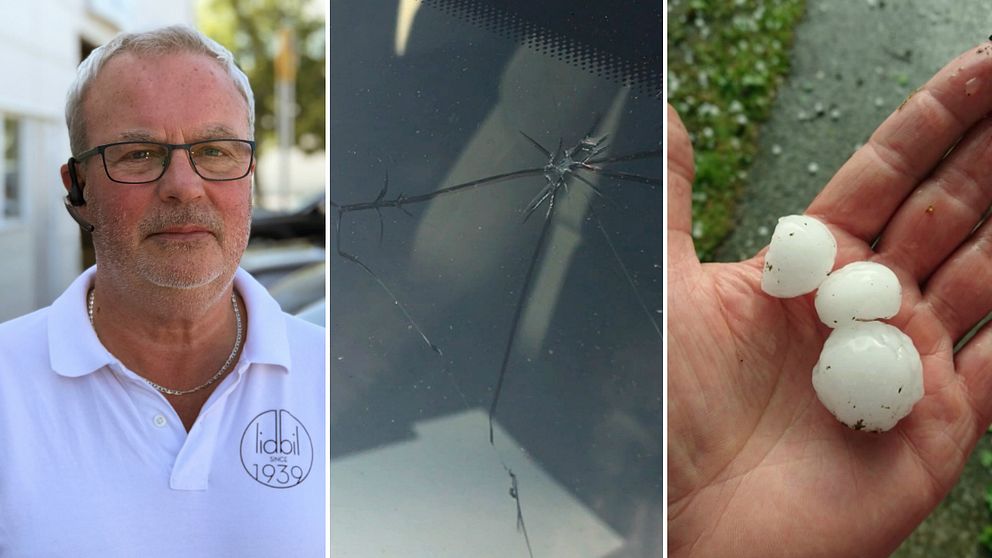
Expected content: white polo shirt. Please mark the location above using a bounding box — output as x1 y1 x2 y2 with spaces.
0 267 325 557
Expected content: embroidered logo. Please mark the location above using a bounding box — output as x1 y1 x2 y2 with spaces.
240 409 313 488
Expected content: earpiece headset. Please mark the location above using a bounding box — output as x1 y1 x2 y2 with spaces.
63 157 95 232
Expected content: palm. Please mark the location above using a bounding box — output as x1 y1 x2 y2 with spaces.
668 43 992 558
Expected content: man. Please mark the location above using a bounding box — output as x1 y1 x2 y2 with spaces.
0 26 324 556
669 40 992 557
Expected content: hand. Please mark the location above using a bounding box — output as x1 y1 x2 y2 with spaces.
668 41 992 558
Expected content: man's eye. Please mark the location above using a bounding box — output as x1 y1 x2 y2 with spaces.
114 148 161 162
198 146 230 158
124 150 153 160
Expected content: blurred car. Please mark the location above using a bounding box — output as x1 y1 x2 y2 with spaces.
267 261 325 315
244 192 327 318
295 298 325 327
250 192 325 244
241 241 325 289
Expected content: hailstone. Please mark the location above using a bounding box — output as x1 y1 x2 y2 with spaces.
811 321 924 432
815 261 901 327
761 215 837 297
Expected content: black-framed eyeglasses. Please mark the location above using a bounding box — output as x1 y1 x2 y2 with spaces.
71 139 256 184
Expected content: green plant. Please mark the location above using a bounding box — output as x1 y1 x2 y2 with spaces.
198 0 326 154
981 449 992 469
978 442 992 552
981 525 992 553
667 0 807 260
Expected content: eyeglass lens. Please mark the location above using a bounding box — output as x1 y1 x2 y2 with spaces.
102 141 253 183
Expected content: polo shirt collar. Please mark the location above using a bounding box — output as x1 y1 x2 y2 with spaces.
233 267 292 373
48 266 292 378
49 266 104 377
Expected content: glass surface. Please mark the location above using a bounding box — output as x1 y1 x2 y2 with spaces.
4 117 19 219
330 2 662 556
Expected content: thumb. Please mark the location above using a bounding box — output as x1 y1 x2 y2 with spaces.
667 104 699 266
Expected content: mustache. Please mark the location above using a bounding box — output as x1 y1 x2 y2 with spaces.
138 205 224 237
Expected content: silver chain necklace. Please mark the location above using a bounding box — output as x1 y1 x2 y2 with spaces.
87 289 243 396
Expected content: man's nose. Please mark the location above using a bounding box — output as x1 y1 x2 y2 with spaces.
157 147 206 202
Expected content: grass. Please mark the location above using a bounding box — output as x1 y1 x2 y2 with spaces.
667 0 807 261
979 432 992 554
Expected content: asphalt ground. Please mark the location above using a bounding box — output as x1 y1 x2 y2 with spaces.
706 1 992 556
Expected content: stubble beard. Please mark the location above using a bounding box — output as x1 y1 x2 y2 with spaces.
92 202 252 292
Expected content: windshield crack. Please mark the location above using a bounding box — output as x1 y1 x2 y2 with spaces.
331 118 661 555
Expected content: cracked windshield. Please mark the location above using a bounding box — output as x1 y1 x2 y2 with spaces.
330 1 662 556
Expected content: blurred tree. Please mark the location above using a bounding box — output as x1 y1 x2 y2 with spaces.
198 0 325 155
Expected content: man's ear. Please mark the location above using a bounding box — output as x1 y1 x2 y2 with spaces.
62 159 89 207
60 161 86 193
60 163 73 192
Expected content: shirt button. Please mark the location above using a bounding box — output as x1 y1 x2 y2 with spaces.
153 414 168 428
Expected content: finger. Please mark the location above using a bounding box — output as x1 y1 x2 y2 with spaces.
807 41 992 242
923 215 992 342
873 116 992 281
952 312 992 429
667 104 698 265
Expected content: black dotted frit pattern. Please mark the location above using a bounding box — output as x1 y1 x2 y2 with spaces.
421 0 663 96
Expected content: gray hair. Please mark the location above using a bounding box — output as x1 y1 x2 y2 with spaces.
65 25 255 155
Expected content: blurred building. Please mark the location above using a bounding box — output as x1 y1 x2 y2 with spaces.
0 1 194 321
